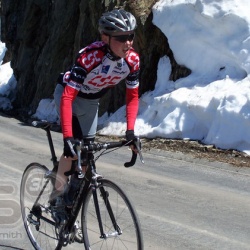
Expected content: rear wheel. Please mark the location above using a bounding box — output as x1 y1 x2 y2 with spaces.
20 163 58 249
20 163 85 249
82 178 143 249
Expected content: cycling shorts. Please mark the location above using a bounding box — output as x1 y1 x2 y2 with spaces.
54 84 99 139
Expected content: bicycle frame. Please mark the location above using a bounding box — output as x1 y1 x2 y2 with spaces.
27 124 113 243
29 120 144 248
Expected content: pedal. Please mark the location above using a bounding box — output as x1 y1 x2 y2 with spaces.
70 221 83 243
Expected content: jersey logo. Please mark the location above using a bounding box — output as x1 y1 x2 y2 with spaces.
127 51 140 71
88 75 122 87
117 62 122 68
63 72 71 82
102 65 110 74
82 51 101 69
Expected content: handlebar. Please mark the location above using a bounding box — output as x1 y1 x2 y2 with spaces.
76 137 144 168
31 120 144 169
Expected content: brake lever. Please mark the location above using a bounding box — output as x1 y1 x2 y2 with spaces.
134 137 144 164
124 137 144 168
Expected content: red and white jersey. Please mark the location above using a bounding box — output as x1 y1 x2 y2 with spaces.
60 41 140 138
63 41 139 97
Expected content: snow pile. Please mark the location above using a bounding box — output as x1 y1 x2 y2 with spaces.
2 0 250 155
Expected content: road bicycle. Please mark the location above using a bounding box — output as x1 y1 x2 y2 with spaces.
20 120 144 250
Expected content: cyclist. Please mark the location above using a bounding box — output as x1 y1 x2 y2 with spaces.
52 9 140 224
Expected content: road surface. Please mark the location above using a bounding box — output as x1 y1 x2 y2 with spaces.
0 114 250 250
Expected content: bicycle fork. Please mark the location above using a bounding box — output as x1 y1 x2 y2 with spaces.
92 179 122 239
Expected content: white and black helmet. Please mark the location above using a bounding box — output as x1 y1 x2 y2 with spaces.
99 9 137 35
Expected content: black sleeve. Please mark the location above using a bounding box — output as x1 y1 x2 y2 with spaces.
70 66 88 84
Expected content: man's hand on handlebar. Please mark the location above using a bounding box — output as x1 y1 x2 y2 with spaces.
125 130 141 154
63 137 78 159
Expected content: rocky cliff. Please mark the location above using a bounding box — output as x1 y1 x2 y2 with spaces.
1 0 191 116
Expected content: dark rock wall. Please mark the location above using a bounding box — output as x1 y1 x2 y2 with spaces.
1 0 191 116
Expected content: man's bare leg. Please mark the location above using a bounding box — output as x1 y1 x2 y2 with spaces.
55 154 72 193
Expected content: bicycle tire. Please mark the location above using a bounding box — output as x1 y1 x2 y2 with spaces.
20 163 59 250
81 178 144 250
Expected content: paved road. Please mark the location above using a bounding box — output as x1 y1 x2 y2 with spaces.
0 114 250 250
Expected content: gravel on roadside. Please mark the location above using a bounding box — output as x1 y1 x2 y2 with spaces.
96 134 250 168
140 137 250 168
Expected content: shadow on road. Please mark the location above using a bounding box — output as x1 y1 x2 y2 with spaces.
0 245 24 250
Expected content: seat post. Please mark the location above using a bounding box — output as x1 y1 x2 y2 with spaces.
45 127 58 169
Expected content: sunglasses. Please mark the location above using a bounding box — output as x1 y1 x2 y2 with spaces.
111 33 135 43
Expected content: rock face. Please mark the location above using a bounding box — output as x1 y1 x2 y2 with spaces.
1 0 191 116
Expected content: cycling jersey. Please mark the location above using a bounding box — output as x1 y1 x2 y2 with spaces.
60 41 140 138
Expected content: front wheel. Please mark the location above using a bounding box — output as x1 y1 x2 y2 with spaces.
81 179 143 250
